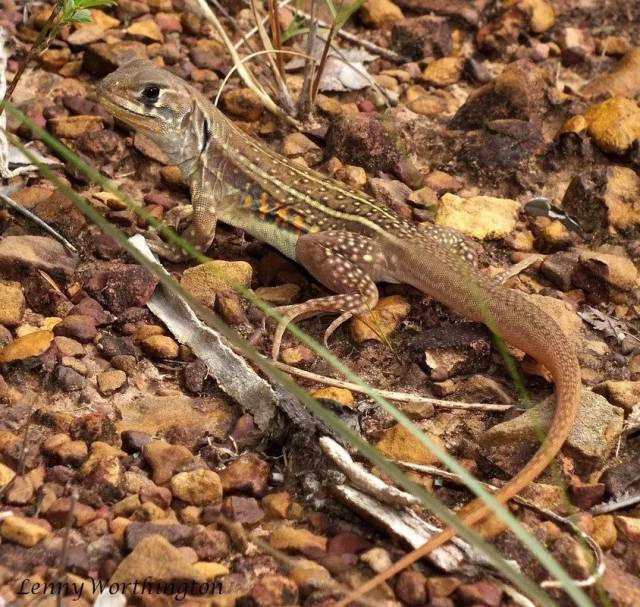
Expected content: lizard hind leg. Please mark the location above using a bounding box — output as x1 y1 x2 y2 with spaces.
270 231 384 360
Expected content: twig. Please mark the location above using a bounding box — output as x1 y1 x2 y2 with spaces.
267 0 285 79
248 0 294 112
195 0 302 128
310 20 338 104
0 2 62 118
498 254 544 284
238 0 408 63
54 487 78 607
0 191 77 252
293 6 408 62
273 360 512 411
297 0 318 118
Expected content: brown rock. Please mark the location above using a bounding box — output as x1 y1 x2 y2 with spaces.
143 440 193 485
254 284 300 306
281 133 322 165
455 580 502 606
192 527 230 561
326 113 403 174
243 575 299 607
0 235 77 277
40 47 71 71
96 369 127 395
82 41 148 77
418 324 491 380
110 535 206 585
482 389 623 464
223 495 265 524
391 15 452 61
450 60 546 130
221 88 263 121
116 395 233 449
594 381 640 413
559 27 595 65
561 166 640 234
125 522 194 550
84 265 158 313
396 570 428 605
170 469 223 506
48 115 103 139
579 251 638 291
140 335 179 359
219 453 270 497
598 36 631 57
54 314 97 343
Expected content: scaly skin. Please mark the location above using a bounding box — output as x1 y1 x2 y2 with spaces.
98 60 582 604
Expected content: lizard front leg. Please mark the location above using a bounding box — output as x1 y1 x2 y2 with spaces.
147 164 218 262
271 231 387 360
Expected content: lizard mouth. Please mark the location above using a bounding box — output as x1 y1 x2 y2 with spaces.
97 91 162 133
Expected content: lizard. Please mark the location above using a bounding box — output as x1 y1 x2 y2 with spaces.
97 60 582 604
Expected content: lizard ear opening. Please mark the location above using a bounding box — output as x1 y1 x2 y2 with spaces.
201 117 211 154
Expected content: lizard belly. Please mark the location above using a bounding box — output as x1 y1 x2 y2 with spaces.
217 205 299 260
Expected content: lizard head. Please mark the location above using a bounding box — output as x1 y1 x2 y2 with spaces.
97 60 209 165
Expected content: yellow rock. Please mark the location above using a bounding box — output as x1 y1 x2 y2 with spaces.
422 57 463 87
583 96 640 154
270 526 327 553
181 260 253 306
192 561 229 578
262 492 292 519
580 251 638 291
360 0 404 27
350 295 411 344
89 9 120 30
560 114 588 135
170 469 223 506
592 515 617 550
311 387 354 408
0 281 24 326
436 194 520 239
0 462 15 488
1 516 49 547
517 0 555 33
0 330 54 362
376 423 443 465
126 19 164 42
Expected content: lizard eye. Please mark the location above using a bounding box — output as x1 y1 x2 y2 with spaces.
141 85 160 103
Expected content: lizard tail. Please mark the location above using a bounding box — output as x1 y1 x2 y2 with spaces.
335 255 582 607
